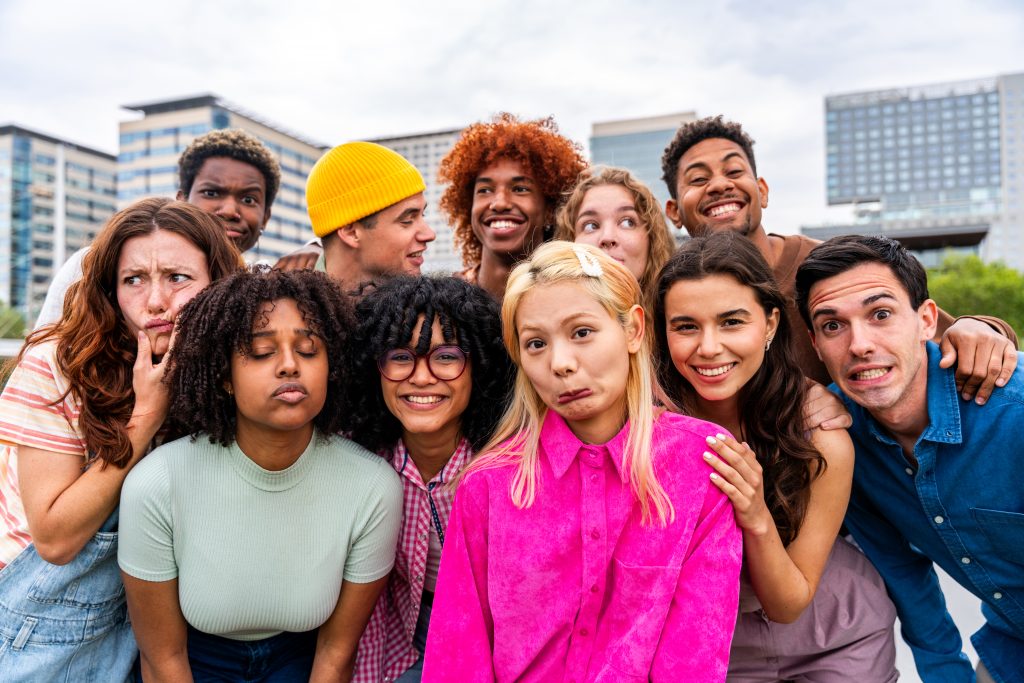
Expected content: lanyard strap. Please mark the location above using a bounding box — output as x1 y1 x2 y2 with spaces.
426 482 446 548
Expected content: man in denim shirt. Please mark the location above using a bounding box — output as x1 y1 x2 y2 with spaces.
795 235 1023 683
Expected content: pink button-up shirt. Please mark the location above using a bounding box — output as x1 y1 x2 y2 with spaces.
422 410 742 682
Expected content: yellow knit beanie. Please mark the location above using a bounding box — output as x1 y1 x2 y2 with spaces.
306 142 426 237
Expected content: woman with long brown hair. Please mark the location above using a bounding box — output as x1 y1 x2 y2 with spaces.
0 197 241 681
653 231 897 682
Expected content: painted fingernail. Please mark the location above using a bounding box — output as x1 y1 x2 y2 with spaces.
716 433 727 441
703 452 713 460
706 435 717 445
710 473 719 480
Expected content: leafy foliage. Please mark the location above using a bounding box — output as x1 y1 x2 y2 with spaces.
928 254 1024 348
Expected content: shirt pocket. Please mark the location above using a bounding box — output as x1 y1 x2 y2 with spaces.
971 508 1024 566
27 530 125 609
602 559 679 678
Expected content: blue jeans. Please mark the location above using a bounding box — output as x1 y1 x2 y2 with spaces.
0 510 136 682
187 625 317 682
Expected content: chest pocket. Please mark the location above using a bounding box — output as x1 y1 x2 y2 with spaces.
972 507 1024 567
26 530 125 609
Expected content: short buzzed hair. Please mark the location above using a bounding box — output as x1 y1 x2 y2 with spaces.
661 116 758 200
178 129 281 208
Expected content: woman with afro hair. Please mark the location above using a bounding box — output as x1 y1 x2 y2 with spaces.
439 112 586 301
118 268 402 682
344 276 513 683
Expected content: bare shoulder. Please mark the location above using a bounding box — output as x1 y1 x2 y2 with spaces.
808 424 854 477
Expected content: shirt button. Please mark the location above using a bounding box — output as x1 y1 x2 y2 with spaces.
961 557 971 564
934 516 944 524
590 529 600 540
579 627 589 636
590 473 598 482
415 573 424 582
994 592 1003 600
904 467 914 475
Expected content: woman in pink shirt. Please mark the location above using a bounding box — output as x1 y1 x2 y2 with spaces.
422 242 742 682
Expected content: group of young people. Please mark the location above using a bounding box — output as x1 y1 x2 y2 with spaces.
0 113 1019 683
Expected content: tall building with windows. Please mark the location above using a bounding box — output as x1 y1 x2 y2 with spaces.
803 72 1024 269
118 95 328 263
372 127 464 274
0 125 116 324
590 112 697 209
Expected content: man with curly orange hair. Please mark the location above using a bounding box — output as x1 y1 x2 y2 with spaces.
439 113 587 300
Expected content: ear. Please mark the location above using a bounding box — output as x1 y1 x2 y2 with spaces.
808 327 823 361
918 298 939 341
757 177 769 208
261 206 273 233
765 306 781 342
175 189 186 201
665 199 682 228
624 304 645 354
337 222 361 249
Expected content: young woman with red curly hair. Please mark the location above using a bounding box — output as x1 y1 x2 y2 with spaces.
438 112 586 301
0 197 241 681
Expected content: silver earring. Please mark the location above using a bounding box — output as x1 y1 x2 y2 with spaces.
765 337 773 351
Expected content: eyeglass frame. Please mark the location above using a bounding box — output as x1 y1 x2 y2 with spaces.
376 344 469 382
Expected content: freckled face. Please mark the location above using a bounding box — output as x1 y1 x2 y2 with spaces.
116 229 211 358
572 184 649 282
515 282 643 443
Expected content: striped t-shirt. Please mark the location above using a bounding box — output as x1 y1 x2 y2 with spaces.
0 341 87 568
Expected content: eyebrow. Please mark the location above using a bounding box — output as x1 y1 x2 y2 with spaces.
810 292 898 320
475 175 534 186
682 151 747 175
518 311 598 334
195 179 264 191
252 328 315 339
396 207 421 220
118 264 201 276
669 308 750 323
578 205 636 218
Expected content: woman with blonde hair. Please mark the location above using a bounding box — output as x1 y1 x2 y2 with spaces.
421 242 742 682
555 165 675 304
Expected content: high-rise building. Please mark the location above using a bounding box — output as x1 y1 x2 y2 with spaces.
118 94 328 264
0 125 117 324
372 127 464 274
590 112 697 208
803 72 1024 269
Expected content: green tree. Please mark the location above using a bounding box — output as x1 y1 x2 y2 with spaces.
928 254 1024 347
0 303 25 339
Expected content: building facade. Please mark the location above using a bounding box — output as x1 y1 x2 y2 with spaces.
119 95 328 264
590 112 697 210
804 72 1024 269
371 128 464 274
0 125 116 324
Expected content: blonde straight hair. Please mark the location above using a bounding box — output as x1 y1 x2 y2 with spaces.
467 241 674 525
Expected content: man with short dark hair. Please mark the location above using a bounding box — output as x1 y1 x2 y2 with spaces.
304 141 435 293
794 234 1023 683
660 115 1018 402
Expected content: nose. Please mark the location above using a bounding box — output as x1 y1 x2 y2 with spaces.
145 280 170 314
215 195 241 221
490 187 512 211
706 172 735 195
597 223 618 249
276 346 300 377
549 339 577 377
417 218 436 244
408 356 437 386
697 328 722 358
847 320 876 358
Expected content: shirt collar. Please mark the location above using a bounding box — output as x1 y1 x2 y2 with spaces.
390 437 474 489
539 410 630 481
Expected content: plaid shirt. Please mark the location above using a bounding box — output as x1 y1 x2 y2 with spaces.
353 437 472 683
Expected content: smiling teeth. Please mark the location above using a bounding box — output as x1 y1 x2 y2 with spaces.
490 220 517 229
708 203 741 217
695 364 734 377
854 368 887 380
406 395 443 404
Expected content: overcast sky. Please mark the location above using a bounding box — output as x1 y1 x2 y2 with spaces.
2 0 1022 233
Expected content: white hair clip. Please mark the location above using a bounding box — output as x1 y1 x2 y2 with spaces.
573 246 603 277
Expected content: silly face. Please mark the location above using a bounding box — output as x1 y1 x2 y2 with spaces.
180 156 270 253
572 184 650 283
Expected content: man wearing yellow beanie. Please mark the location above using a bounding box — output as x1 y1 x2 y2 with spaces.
306 142 434 291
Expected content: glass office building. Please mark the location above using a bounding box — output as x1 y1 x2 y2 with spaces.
804 72 1024 270
0 125 116 324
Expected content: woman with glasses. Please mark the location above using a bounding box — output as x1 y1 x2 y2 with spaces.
344 276 513 683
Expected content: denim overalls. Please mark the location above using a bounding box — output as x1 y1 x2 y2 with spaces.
0 509 136 682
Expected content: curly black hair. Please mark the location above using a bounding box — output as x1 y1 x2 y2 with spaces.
343 276 513 454
167 267 354 445
661 115 758 200
178 129 282 207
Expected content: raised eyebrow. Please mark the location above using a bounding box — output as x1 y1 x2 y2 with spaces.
810 306 837 321
863 292 897 306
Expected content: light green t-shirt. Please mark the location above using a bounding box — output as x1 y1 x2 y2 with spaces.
118 433 402 641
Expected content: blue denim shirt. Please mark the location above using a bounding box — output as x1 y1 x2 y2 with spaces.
837 342 1024 683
